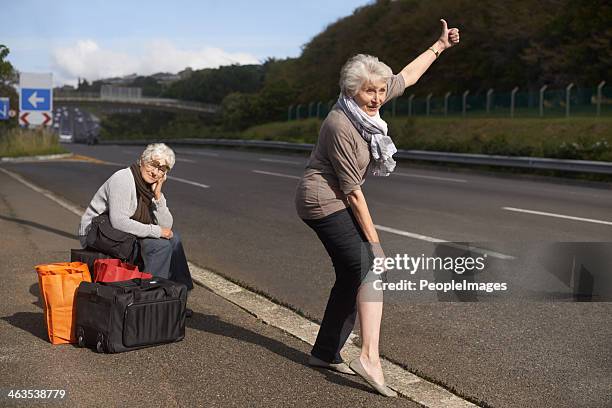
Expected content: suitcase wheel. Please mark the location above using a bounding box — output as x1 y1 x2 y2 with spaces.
76 328 85 348
95 333 106 353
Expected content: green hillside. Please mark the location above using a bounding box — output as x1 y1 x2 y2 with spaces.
95 0 611 164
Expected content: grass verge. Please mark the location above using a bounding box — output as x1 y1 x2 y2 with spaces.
242 116 612 162
0 127 67 158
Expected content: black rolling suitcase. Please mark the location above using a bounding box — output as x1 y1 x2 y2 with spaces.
75 278 187 353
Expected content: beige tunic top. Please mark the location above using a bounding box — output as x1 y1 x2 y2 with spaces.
295 74 405 220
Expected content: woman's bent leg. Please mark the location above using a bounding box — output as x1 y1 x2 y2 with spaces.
305 209 368 364
168 232 194 290
139 237 172 279
357 288 385 385
312 275 360 363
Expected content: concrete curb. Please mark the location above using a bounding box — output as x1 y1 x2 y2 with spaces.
188 264 478 408
0 165 480 408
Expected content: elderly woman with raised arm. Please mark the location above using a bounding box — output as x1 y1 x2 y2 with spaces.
294 20 460 397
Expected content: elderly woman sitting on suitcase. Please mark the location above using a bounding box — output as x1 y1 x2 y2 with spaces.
78 143 192 290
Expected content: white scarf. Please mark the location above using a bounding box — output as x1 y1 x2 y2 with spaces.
337 94 397 176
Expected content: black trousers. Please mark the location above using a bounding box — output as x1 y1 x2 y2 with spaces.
303 208 374 363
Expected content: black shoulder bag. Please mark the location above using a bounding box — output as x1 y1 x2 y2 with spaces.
85 214 137 262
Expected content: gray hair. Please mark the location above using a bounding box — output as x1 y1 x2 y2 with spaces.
139 143 176 169
339 54 393 97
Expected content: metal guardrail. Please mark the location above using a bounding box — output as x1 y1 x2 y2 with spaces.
393 150 612 174
99 138 612 175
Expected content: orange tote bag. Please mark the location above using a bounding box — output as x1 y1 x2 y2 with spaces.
35 262 92 345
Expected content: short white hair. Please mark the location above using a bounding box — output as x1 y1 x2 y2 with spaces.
139 143 175 169
339 54 393 97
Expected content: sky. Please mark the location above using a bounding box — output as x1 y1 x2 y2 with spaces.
1 0 371 86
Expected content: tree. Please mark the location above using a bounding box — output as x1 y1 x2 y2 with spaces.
220 92 261 130
163 64 265 104
0 44 18 130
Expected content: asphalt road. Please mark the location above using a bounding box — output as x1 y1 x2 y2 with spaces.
0 166 419 408
2 143 611 408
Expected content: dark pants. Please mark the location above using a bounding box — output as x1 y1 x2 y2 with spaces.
139 231 193 290
303 208 374 364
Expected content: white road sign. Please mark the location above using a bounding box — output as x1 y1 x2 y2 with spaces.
19 72 53 127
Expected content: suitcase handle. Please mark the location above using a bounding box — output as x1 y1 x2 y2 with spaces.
110 278 179 299
131 283 178 302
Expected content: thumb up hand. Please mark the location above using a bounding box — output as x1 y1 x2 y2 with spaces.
438 18 460 50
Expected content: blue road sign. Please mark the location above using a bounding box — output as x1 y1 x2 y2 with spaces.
20 88 51 111
0 98 8 120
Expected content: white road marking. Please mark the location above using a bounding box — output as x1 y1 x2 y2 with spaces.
175 158 196 163
394 172 467 183
503 207 612 226
180 151 219 157
252 170 301 180
375 224 515 260
167 176 210 189
259 158 302 165
0 168 84 217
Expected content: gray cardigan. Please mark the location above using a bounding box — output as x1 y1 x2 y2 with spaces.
78 167 173 246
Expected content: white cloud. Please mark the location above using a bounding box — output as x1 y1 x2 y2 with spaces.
51 39 260 84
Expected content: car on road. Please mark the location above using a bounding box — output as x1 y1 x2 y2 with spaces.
59 131 73 143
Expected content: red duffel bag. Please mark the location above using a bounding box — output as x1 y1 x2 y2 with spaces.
93 259 152 282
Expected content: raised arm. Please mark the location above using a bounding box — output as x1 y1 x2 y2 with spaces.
400 19 460 88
